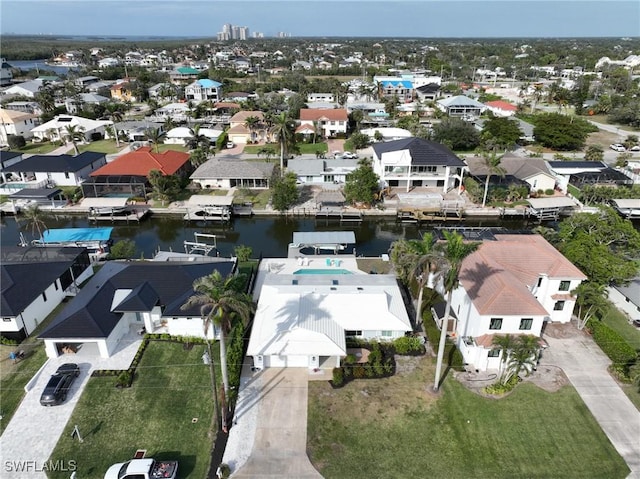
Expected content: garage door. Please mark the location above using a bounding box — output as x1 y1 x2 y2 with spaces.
265 355 286 368
286 355 309 368
264 355 309 367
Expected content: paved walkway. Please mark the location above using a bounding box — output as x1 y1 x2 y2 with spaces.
227 368 323 478
0 331 141 478
543 325 640 477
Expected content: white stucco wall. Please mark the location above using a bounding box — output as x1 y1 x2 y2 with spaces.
0 279 67 336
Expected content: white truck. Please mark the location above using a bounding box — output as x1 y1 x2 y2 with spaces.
104 458 178 479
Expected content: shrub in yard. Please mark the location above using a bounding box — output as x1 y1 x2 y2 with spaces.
393 336 424 355
226 323 245 392
7 135 26 149
483 375 520 396
332 367 344 387
115 370 133 388
587 319 636 378
343 354 357 365
545 189 555 196
353 365 367 379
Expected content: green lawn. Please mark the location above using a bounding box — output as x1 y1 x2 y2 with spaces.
0 345 48 435
308 360 629 479
156 144 189 153
77 140 123 155
233 188 271 209
297 142 328 154
48 341 218 479
17 141 59 154
242 144 277 155
601 304 640 350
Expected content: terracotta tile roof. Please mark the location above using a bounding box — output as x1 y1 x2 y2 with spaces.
474 334 496 348
458 234 586 316
229 110 264 123
296 124 315 133
485 100 517 111
227 124 249 134
300 108 348 121
214 102 241 109
90 147 189 177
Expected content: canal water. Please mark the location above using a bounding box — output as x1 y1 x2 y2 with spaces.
0 214 531 259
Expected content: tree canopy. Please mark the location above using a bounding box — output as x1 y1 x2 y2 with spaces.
344 159 380 207
480 117 522 150
551 207 640 285
433 118 481 151
271 171 299 212
532 113 595 151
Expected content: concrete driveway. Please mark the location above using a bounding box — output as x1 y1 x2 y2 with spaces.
542 325 640 476
230 368 323 478
0 333 141 478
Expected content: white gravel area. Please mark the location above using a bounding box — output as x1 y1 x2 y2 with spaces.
222 367 262 474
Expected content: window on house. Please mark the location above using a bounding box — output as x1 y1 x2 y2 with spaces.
345 330 362 336
559 280 571 291
3 318 12 322
488 349 500 358
554 301 565 311
54 280 58 291
537 277 543 287
489 318 503 330
519 318 533 330
42 292 47 302
381 330 392 337
64 172 70 179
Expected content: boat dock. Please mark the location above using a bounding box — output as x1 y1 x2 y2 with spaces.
315 208 363 222
89 208 150 223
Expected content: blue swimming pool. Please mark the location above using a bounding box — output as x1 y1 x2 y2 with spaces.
293 269 353 275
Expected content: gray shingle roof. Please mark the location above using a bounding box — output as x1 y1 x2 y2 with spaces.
372 138 466 167
191 159 274 179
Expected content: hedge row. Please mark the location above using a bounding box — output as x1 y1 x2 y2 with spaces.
332 342 395 388
587 319 638 378
92 337 151 387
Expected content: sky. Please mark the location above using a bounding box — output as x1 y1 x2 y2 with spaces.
1 0 639 38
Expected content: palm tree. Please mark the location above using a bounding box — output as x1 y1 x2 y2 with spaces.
573 282 609 330
163 117 176 133
145 127 165 153
433 231 480 392
186 123 209 151
22 205 47 241
269 112 295 175
244 116 261 143
530 83 544 113
104 103 124 147
504 336 538 383
492 334 518 382
403 233 443 327
480 150 506 208
181 271 254 432
64 124 85 155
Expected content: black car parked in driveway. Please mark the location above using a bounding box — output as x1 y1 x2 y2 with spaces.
40 363 80 406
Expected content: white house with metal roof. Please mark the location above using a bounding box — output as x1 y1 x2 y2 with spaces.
287 158 359 185
191 159 274 189
608 278 640 321
248 255 411 369
185 79 223 102
437 95 486 118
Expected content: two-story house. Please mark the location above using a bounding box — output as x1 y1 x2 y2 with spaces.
1 151 107 187
298 109 348 138
227 110 269 145
185 79 223 102
0 108 38 146
371 137 466 193
440 234 586 372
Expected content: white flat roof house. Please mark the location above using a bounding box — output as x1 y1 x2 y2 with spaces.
247 256 411 369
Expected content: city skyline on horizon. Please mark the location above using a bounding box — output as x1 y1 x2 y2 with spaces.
1 1 639 39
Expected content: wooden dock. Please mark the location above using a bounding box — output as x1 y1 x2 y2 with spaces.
89 208 150 223
315 208 363 222
396 202 464 223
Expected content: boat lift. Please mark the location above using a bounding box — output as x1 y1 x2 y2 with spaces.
183 233 222 256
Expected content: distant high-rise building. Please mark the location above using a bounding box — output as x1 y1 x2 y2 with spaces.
218 23 257 40
239 26 249 40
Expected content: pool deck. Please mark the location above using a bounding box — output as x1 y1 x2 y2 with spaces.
252 256 366 300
